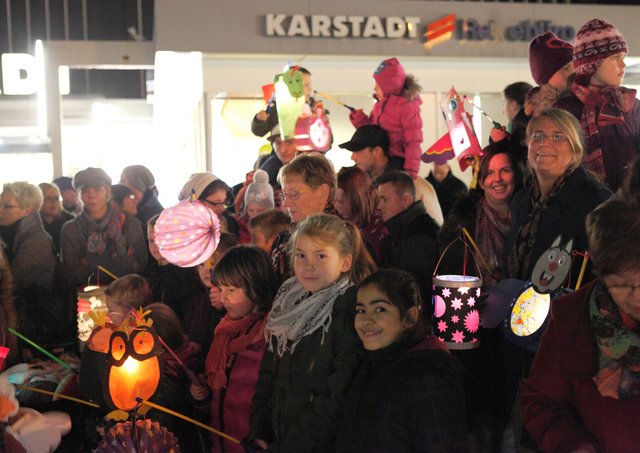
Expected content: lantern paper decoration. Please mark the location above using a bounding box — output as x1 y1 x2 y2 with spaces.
432 275 482 350
274 66 306 139
77 285 107 347
95 419 181 453
503 236 574 352
154 199 221 268
530 236 573 294
104 326 163 412
422 86 482 171
295 102 332 152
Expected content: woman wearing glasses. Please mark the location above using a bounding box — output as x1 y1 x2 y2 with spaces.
521 176 640 451
0 182 57 354
178 173 239 237
504 108 611 287
271 154 338 283
501 109 611 448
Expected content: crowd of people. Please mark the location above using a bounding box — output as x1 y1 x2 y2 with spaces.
0 17 639 453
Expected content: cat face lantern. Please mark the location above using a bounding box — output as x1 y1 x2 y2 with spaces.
531 236 573 294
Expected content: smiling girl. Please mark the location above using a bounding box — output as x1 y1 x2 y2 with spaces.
190 245 279 453
248 214 375 452
337 269 467 452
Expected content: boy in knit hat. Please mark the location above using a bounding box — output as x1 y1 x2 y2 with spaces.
556 18 640 191
492 31 574 168
349 57 423 179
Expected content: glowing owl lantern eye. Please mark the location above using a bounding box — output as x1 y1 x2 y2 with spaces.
110 336 126 362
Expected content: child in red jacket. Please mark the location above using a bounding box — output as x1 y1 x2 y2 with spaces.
190 245 278 453
350 58 423 178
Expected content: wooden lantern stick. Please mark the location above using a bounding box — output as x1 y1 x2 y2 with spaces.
137 398 240 444
460 227 493 276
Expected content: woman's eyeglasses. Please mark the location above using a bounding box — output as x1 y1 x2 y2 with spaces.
605 284 640 300
528 133 569 144
203 199 228 209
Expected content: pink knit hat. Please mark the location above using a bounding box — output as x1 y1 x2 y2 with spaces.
373 58 406 96
528 32 574 86
574 19 627 84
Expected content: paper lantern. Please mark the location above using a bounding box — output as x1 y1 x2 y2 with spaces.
105 326 163 411
154 199 221 268
77 286 107 347
295 102 332 152
95 419 181 453
432 275 482 350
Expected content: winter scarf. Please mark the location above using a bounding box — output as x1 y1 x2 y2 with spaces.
571 83 637 180
475 197 510 286
590 282 640 400
266 276 352 357
206 312 266 390
508 169 572 280
78 204 130 256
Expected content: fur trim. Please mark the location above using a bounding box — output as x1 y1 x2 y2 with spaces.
403 74 422 101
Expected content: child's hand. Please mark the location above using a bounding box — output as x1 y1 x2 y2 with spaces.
256 110 270 122
189 383 209 400
490 126 509 143
210 285 224 310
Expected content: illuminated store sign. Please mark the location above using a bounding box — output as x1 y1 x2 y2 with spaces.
264 13 575 48
0 53 39 95
266 14 422 38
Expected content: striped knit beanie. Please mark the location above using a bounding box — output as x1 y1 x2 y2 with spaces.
574 19 627 84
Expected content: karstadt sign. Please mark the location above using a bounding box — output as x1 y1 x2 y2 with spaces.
264 13 575 46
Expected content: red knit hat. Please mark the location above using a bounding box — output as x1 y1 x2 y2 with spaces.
574 19 627 84
373 58 406 96
528 32 574 86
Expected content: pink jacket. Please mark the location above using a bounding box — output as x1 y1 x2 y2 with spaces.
210 339 266 453
350 95 423 178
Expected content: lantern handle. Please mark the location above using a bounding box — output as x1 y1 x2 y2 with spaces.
433 230 484 281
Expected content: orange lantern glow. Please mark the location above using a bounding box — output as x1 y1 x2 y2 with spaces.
105 327 162 411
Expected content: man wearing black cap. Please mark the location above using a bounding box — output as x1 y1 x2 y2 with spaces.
340 125 444 225
339 125 403 179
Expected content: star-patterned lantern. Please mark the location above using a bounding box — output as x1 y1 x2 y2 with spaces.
432 275 482 349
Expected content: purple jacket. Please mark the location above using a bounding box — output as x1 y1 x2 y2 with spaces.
350 95 423 178
556 91 640 191
521 281 640 452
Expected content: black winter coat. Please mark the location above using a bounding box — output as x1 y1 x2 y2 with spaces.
249 286 363 452
337 334 468 453
380 201 439 305
503 166 611 286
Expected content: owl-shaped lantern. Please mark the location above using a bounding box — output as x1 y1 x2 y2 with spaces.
87 309 164 413
104 325 163 411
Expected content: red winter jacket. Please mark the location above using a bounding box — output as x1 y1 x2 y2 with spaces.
350 95 423 178
520 281 640 452
210 337 266 453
